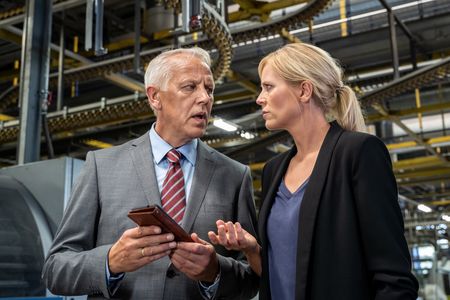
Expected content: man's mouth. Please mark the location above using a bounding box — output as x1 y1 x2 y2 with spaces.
192 112 207 121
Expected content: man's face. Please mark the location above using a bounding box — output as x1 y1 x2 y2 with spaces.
150 55 215 147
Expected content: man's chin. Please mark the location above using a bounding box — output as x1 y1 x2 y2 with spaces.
188 128 207 139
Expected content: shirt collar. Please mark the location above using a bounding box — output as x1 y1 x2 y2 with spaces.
149 123 197 166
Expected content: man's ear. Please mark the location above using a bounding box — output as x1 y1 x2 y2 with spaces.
147 86 162 110
296 81 313 103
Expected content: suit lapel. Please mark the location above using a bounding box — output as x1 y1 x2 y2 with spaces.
129 133 161 206
183 141 216 233
295 121 344 299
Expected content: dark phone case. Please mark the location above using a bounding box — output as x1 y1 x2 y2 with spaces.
127 205 193 242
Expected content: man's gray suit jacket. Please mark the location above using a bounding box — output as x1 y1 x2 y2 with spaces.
42 133 259 299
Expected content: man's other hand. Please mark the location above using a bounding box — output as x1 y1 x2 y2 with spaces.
170 233 219 282
108 226 176 274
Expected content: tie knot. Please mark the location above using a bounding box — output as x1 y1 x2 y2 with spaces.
166 149 181 164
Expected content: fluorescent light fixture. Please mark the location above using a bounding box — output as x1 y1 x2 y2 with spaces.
230 0 438 49
418 204 432 213
290 0 437 34
437 238 449 245
213 118 238 132
442 215 450 222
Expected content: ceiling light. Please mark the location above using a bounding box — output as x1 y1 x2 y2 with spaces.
289 0 437 35
213 118 238 132
418 204 432 213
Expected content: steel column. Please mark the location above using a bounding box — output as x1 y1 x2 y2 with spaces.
17 0 53 164
57 12 65 111
134 0 141 73
388 10 399 79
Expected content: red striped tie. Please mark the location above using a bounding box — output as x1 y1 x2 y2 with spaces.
161 149 186 224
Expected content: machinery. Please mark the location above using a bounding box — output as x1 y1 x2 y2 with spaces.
0 157 84 298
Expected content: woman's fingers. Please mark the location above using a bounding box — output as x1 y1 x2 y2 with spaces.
226 221 237 246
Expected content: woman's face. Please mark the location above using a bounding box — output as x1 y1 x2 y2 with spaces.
256 63 301 131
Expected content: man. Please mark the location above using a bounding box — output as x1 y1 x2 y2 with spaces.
42 48 259 299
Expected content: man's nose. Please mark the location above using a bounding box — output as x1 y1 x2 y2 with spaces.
197 87 212 103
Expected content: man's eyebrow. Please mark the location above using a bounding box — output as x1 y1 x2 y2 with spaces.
178 78 199 84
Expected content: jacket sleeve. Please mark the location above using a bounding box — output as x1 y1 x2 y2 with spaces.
352 135 419 300
214 166 260 300
41 151 114 298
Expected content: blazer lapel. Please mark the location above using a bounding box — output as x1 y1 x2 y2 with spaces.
182 141 216 233
295 121 344 299
258 146 296 299
259 147 296 248
129 133 161 206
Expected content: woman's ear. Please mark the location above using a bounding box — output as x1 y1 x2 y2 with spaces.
297 81 313 103
147 86 162 110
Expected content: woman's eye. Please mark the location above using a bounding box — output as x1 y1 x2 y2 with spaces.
263 84 273 91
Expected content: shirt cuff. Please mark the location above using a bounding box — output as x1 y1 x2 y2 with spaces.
198 271 221 299
105 257 125 294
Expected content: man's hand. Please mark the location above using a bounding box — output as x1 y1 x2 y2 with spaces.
108 226 176 274
170 233 219 282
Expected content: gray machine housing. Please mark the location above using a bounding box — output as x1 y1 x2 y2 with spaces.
0 157 85 299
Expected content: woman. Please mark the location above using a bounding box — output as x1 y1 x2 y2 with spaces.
208 43 418 299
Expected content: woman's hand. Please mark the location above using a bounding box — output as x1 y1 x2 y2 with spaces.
208 220 261 275
208 220 257 255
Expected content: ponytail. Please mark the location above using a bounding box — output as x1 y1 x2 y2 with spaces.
334 85 366 132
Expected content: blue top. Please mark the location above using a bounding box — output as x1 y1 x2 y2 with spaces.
267 178 309 300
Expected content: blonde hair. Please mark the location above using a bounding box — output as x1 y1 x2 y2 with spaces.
145 47 211 90
258 43 366 132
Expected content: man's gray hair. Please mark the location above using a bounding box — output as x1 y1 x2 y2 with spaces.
144 47 212 91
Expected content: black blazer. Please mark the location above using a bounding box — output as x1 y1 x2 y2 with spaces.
258 122 418 300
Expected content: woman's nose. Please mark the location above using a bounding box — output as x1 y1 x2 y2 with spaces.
256 93 265 106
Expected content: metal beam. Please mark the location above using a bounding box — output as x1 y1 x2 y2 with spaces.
0 114 14 121
215 90 256 104
367 101 450 123
386 6 399 79
396 168 450 180
424 199 450 206
378 0 427 58
371 103 449 166
0 28 22 44
398 175 450 186
393 156 443 172
17 0 53 164
225 70 259 94
229 0 309 23
386 135 450 151
4 25 146 93
83 139 113 149
57 12 65 111
0 0 86 28
224 130 290 158
133 0 141 73
360 57 450 106
412 191 450 200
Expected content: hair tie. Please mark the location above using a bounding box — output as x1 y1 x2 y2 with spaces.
336 85 345 95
